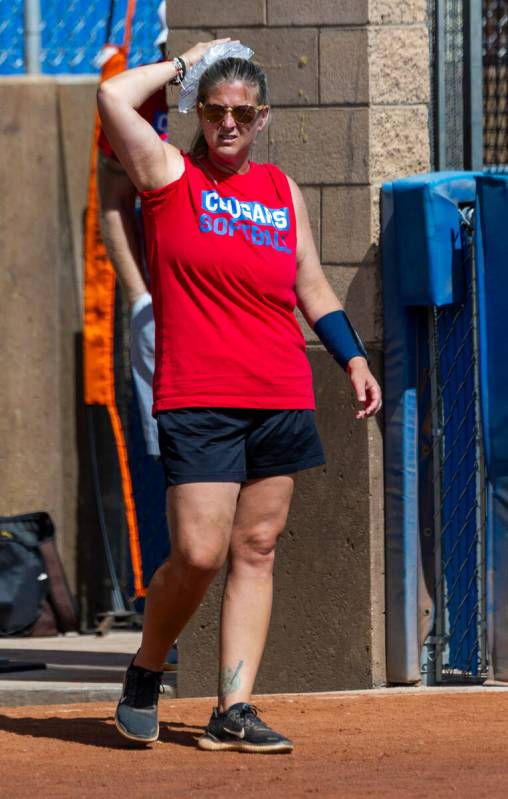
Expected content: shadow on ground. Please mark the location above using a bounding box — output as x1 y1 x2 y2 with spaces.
0 714 202 749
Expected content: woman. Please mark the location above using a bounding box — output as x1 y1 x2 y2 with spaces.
97 39 382 754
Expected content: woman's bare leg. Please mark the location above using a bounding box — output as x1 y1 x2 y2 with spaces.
218 475 295 710
135 481 240 672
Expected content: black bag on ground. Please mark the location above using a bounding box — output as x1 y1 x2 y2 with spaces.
0 512 78 636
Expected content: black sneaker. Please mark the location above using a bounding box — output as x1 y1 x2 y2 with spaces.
198 703 293 753
115 660 163 743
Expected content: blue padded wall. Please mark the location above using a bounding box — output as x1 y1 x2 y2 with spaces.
475 176 508 481
392 173 477 307
474 175 508 679
382 183 421 683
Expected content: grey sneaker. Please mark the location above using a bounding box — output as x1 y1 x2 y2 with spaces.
115 660 163 743
198 702 293 753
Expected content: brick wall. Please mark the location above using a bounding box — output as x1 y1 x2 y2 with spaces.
167 0 430 349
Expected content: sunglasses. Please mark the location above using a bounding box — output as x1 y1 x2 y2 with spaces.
198 102 269 125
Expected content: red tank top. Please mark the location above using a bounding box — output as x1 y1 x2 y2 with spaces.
140 153 315 412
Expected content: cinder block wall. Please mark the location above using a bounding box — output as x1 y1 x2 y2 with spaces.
168 0 429 349
170 0 431 695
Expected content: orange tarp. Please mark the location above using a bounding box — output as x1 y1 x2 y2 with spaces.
83 1 145 598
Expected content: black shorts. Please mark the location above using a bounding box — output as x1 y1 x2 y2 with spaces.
157 408 325 487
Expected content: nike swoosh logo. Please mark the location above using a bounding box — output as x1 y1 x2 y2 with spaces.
223 726 245 739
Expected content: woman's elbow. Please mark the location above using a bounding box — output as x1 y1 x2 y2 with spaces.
97 81 119 113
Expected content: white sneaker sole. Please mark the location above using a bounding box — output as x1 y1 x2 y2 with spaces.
197 734 293 754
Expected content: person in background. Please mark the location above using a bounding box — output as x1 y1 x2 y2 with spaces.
97 0 168 458
97 2 175 669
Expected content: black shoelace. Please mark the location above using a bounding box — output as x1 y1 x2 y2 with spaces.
235 704 270 731
125 668 164 708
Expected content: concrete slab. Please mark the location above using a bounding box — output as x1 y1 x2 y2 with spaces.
0 681 123 707
0 632 176 706
0 631 142 653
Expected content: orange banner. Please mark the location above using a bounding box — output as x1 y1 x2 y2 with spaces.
83 0 145 598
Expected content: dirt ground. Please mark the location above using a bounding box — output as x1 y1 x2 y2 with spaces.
1 690 508 798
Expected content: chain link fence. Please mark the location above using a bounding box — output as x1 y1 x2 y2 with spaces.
422 0 508 683
426 0 467 169
422 212 488 683
0 0 162 75
428 0 508 169
428 1 435 168
483 0 508 165
443 0 465 169
0 1 24 73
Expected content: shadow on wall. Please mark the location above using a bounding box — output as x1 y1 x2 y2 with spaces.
344 260 383 349
74 333 128 631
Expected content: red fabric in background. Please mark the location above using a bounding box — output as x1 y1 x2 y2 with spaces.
97 87 168 160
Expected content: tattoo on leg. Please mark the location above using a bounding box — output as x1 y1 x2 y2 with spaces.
220 659 244 705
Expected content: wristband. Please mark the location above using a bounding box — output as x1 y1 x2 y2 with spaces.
168 56 187 85
313 310 368 371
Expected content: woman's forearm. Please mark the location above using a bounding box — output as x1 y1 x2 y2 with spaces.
98 60 180 109
297 274 342 328
98 38 231 110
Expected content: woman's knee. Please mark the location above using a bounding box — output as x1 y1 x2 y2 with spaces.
172 538 228 575
230 521 282 569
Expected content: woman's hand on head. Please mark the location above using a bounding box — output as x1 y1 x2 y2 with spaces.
181 39 235 70
347 358 382 420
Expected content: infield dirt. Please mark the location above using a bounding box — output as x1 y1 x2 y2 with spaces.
1 690 507 797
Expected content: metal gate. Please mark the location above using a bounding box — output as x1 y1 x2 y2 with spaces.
417 0 505 685
385 9 508 685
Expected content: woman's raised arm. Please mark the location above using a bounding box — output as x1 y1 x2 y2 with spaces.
97 40 231 192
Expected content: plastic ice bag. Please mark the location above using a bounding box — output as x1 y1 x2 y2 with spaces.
178 42 254 113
